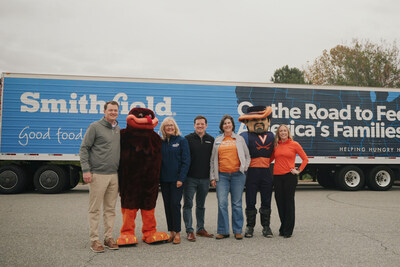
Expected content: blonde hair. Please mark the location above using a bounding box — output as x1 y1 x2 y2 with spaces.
274 124 293 147
160 117 182 140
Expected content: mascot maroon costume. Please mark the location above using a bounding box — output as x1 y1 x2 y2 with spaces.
239 106 274 238
117 107 169 245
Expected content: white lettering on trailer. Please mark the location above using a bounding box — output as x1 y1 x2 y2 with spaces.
69 93 78 113
56 128 83 144
334 122 400 138
89 95 105 114
354 106 374 120
18 126 84 146
271 103 301 119
377 106 400 121
20 92 40 112
270 120 315 137
305 104 351 120
18 126 51 146
20 92 173 116
237 101 252 115
40 99 68 113
339 147 365 152
369 147 394 152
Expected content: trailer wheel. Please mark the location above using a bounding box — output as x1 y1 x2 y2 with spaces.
335 166 365 191
67 165 81 190
33 165 67 194
367 166 394 191
316 168 336 189
0 165 28 194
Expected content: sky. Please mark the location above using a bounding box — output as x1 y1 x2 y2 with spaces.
0 0 399 83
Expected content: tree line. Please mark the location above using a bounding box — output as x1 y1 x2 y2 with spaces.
271 39 400 88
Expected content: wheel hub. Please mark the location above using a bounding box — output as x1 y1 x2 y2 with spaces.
39 170 59 190
375 171 390 187
0 170 18 189
345 171 360 187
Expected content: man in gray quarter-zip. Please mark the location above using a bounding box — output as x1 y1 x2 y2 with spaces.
80 101 120 253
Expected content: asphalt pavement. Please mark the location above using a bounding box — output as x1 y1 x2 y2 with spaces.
1 183 400 267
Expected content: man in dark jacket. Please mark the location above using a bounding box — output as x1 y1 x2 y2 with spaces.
183 115 215 242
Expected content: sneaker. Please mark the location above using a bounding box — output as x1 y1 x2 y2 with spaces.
90 240 105 253
262 226 273 238
244 226 254 238
104 238 119 250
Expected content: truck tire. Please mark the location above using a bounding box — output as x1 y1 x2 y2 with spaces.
33 165 67 194
0 165 28 194
335 165 365 191
367 166 394 191
67 165 81 190
316 168 336 188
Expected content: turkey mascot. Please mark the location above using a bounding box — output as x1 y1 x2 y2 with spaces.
239 106 274 238
117 107 169 245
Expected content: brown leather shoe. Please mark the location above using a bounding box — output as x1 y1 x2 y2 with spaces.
215 234 230 239
173 234 181 244
196 229 214 238
167 236 173 243
187 232 196 242
104 238 119 250
167 231 176 243
90 240 105 253
235 233 243 240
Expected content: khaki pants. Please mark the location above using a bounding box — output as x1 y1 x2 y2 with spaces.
88 173 119 242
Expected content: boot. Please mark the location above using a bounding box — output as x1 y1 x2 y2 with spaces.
260 208 273 238
244 209 257 238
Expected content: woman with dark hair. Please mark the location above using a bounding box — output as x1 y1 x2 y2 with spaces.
210 115 250 240
159 117 190 244
271 124 308 238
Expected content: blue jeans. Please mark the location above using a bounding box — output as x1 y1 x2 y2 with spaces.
216 171 246 235
183 177 210 233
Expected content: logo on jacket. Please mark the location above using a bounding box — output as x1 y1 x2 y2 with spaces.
256 140 272 151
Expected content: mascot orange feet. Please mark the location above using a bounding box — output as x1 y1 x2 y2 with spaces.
143 232 170 244
117 208 139 246
141 209 169 244
117 234 138 246
118 208 169 245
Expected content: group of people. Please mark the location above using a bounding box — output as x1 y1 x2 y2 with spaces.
79 101 308 253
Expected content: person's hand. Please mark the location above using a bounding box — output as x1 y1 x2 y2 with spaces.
210 180 216 188
83 172 92 183
290 168 300 175
177 181 183 188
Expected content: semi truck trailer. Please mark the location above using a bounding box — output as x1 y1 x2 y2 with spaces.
1 73 399 193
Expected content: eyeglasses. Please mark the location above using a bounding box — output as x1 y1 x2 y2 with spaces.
165 124 174 128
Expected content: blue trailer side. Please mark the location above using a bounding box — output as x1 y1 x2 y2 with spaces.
1 73 399 193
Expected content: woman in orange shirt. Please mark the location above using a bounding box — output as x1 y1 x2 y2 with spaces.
210 115 250 240
271 124 308 238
